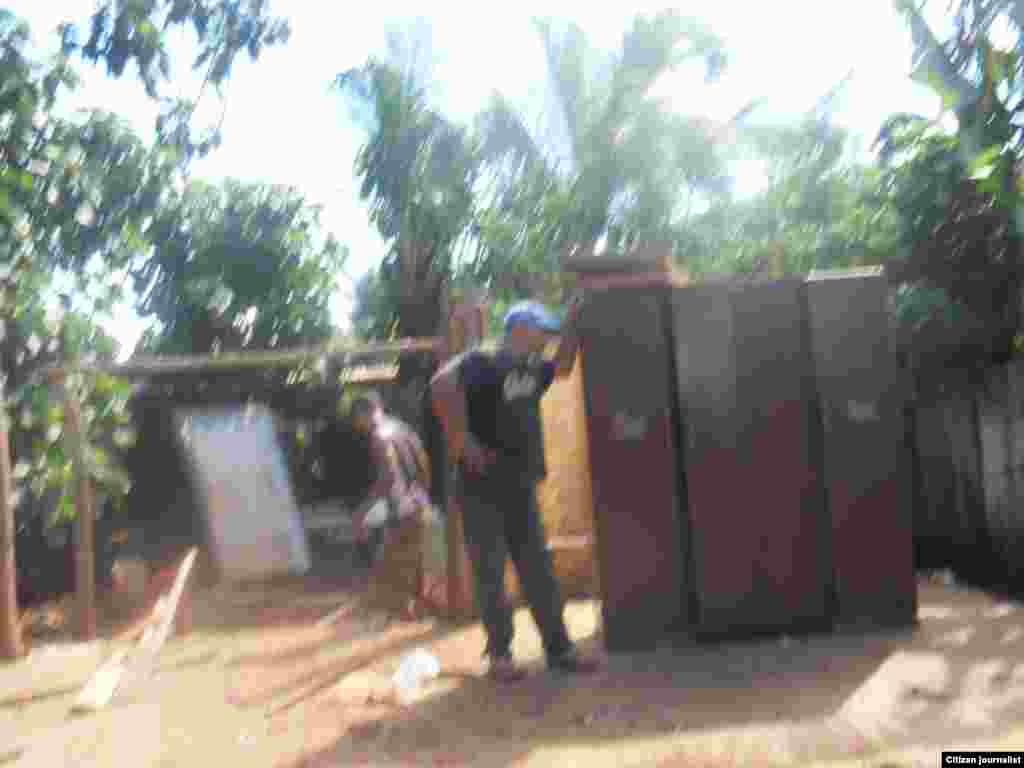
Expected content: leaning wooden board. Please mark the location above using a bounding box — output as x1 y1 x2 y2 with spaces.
71 548 198 713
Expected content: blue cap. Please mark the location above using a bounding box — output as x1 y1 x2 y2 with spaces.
503 300 561 334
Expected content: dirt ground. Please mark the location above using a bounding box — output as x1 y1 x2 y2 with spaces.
4 572 1024 768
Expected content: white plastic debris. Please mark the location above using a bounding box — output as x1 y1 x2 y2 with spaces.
391 648 440 706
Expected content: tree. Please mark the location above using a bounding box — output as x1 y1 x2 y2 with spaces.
878 1 1024 368
0 1 292 655
686 113 901 278
345 13 748 339
58 0 291 165
875 116 1023 369
350 268 401 342
335 24 479 349
470 10 737 291
133 179 346 355
0 10 115 656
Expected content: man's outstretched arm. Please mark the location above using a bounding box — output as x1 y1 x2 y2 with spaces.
551 296 584 379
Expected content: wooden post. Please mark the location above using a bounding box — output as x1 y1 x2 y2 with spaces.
0 387 25 659
444 302 484 620
55 371 97 642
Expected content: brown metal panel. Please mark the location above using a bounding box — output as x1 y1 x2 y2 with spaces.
805 271 916 628
672 279 830 637
732 279 830 631
578 285 690 651
669 283 749 633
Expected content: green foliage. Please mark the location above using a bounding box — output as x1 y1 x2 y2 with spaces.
0 2 297 532
344 13 738 341
687 117 900 278
350 269 401 341
875 119 1023 365
4 292 133 528
474 11 733 263
0 10 155 530
349 13 893 336
470 166 577 299
134 179 346 354
880 3 1024 366
336 33 479 340
59 0 291 165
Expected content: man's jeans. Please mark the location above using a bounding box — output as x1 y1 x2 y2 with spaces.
457 467 573 661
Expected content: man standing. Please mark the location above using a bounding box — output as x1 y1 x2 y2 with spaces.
351 392 433 615
430 298 599 682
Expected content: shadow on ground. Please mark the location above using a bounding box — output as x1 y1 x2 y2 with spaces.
13 571 1024 768
286 580 1024 768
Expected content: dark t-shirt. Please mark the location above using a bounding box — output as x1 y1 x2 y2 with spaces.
457 348 556 482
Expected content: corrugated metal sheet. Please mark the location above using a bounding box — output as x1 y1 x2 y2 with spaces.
805 271 916 628
912 373 988 575
671 278 830 638
578 282 691 651
978 360 1024 585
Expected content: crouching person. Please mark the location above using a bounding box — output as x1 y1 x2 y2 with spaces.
351 392 434 618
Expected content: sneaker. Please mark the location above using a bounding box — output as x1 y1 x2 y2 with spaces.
547 649 600 677
487 654 528 684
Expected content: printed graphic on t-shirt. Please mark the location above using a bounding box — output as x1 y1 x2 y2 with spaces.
503 369 540 401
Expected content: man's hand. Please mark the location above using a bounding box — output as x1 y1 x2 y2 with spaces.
553 291 586 377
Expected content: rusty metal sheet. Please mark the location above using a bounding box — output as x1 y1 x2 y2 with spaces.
805 271 916 628
672 279 830 638
578 285 691 651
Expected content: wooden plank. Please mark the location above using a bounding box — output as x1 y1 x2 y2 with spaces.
562 241 674 274
69 607 158 714
113 549 197 703
70 649 129 714
443 305 482 620
70 549 197 713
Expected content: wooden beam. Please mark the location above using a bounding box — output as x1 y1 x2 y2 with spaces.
113 548 197 704
561 242 675 275
72 548 198 712
42 336 441 380
443 304 483 621
0 388 25 660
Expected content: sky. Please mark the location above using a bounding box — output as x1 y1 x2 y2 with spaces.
9 0 941 360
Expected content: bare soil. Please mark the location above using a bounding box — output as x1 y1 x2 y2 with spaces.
4 573 1024 768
